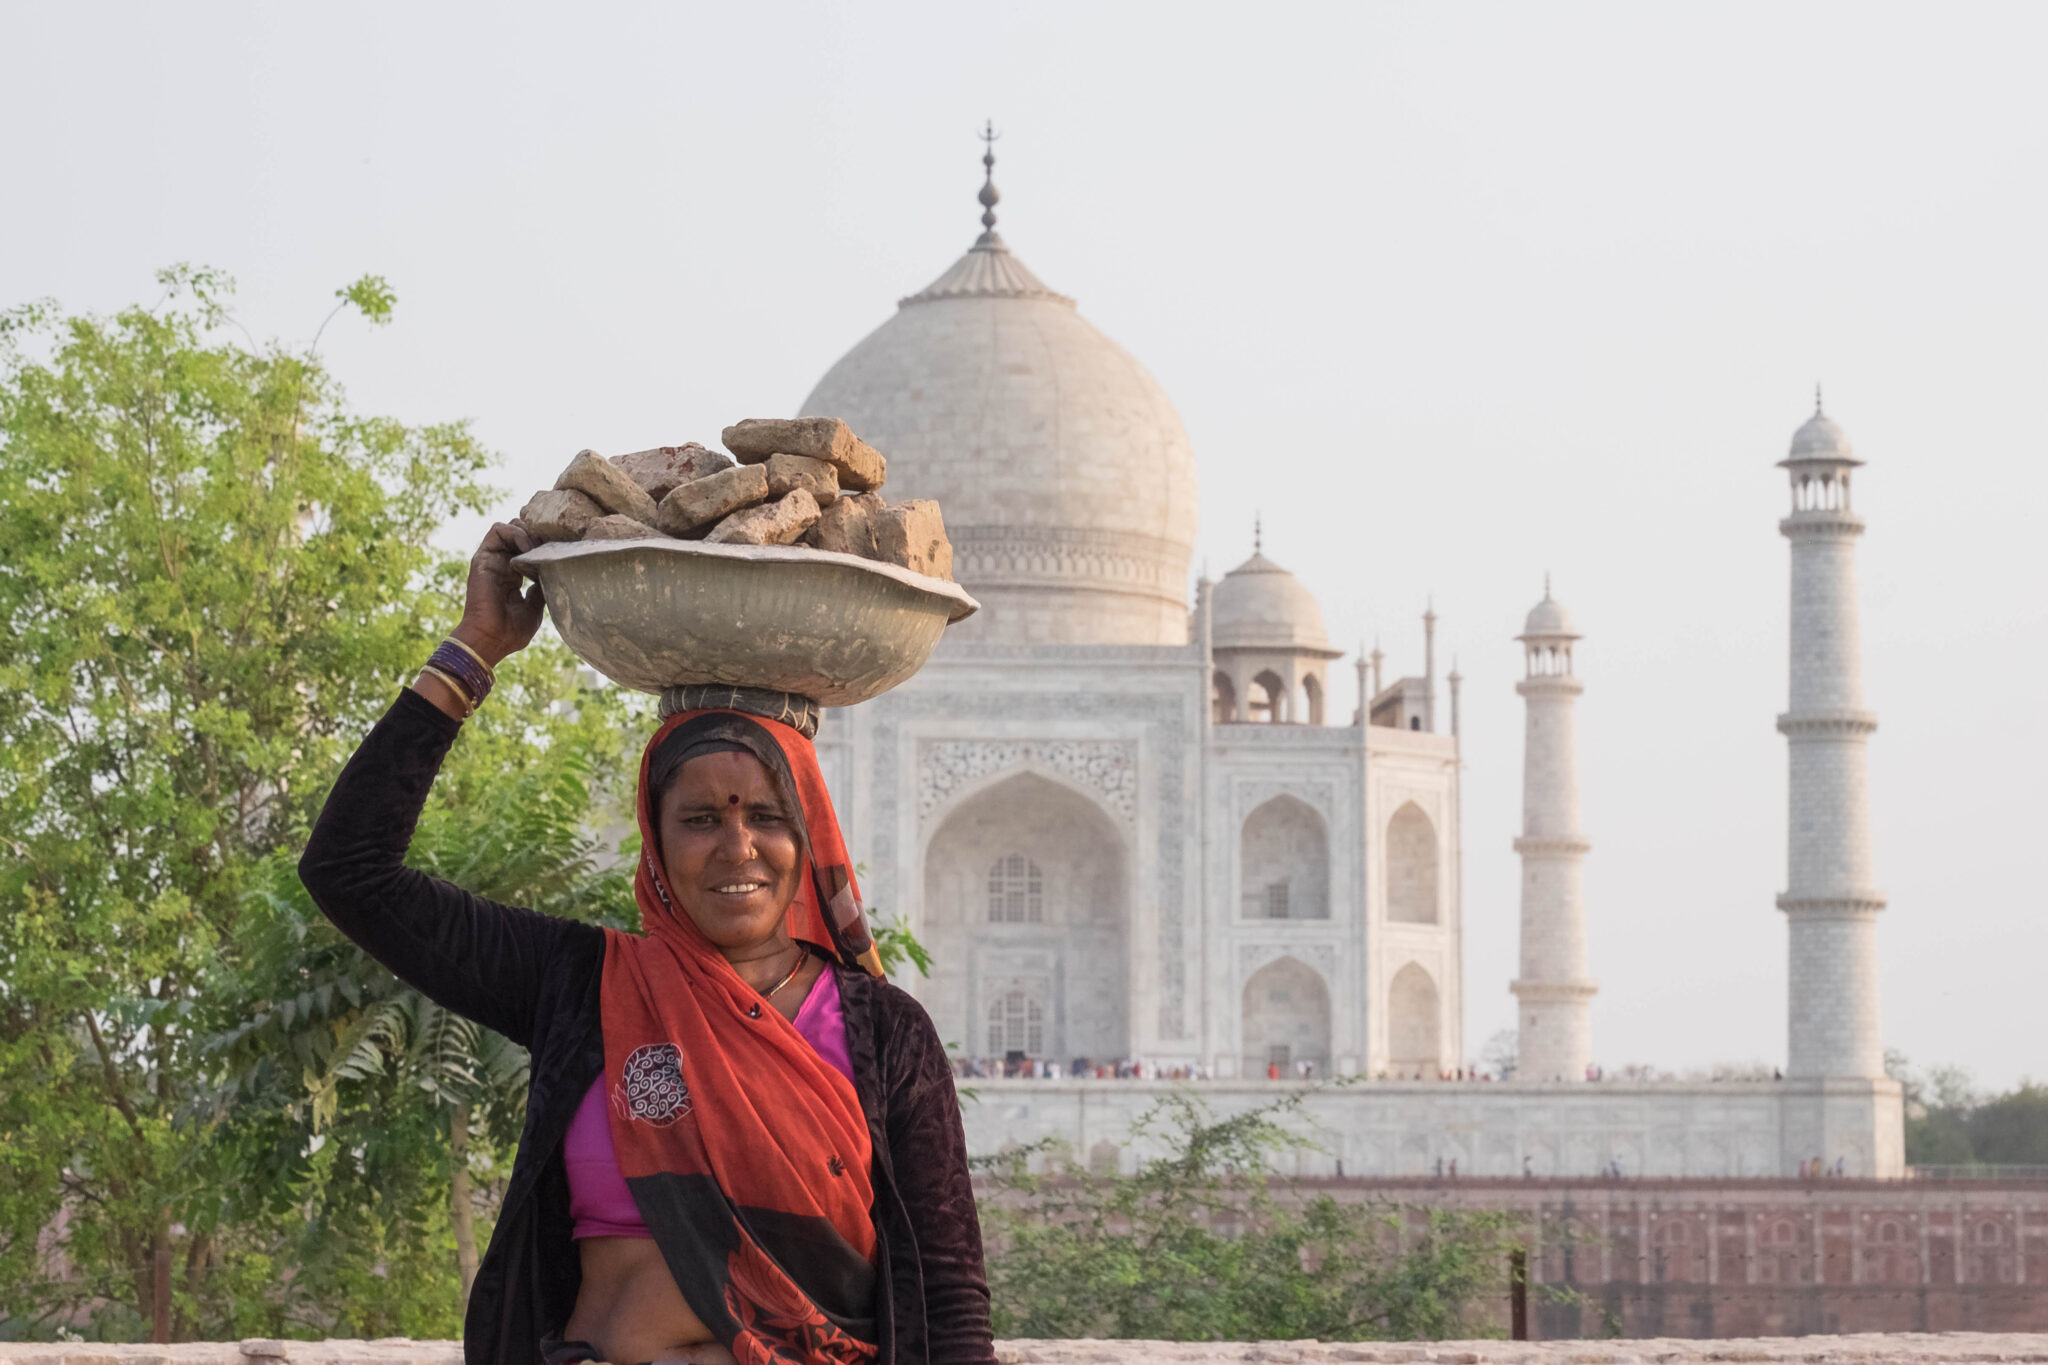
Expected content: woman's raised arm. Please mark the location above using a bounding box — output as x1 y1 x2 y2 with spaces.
298 522 588 1048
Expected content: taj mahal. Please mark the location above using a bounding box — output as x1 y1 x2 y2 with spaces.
796 144 1903 1179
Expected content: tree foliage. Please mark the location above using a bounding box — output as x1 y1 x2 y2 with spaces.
976 1091 1521 1342
0 269 646 1338
1892 1054 2048 1167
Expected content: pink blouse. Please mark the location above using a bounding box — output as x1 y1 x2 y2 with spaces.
564 967 853 1240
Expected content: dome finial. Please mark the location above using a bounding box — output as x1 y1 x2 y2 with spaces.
1253 512 1262 554
1814 382 1824 417
977 119 1001 237
1544 571 1552 600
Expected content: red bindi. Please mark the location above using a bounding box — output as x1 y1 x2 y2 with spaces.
729 794 740 805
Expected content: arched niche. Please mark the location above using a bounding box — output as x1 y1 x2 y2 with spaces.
1301 673 1324 725
1387 962 1440 1076
1212 669 1238 723
1385 801 1439 924
1250 669 1286 723
1239 795 1329 920
1241 956 1330 1078
922 771 1129 1064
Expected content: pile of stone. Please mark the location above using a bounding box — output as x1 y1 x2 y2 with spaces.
516 417 953 580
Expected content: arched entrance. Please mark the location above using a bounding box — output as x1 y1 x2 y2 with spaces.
922 772 1129 1065
1241 956 1331 1078
1387 962 1441 1077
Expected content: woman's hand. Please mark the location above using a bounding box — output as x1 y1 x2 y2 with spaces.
451 521 545 667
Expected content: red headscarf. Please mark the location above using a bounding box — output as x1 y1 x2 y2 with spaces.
599 708 885 1364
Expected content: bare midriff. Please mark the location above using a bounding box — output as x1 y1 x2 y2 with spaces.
563 1237 733 1364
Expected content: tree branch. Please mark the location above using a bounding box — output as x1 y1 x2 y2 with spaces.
83 1009 145 1137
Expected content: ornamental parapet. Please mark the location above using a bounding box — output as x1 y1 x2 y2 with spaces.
1776 710 1878 738
1778 510 1866 538
1776 892 1887 916
1513 835 1591 856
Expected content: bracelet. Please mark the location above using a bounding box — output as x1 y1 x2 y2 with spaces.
418 664 477 717
442 634 497 682
428 638 495 711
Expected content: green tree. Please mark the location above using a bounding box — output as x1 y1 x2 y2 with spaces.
0 267 641 1338
208 662 642 1333
1967 1084 2048 1165
976 1090 1522 1342
1891 1053 2048 1168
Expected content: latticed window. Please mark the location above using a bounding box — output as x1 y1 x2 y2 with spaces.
987 991 1045 1055
986 854 1044 923
1263 881 1290 919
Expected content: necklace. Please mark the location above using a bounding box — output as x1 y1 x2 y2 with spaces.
761 947 807 999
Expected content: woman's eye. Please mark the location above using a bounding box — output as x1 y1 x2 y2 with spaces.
681 814 719 829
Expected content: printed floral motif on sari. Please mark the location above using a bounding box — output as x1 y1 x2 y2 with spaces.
615 1042 691 1126
722 1239 878 1365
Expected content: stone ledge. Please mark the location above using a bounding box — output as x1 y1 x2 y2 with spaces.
3 1336 2046 1365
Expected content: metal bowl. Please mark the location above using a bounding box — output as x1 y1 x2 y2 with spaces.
511 537 979 707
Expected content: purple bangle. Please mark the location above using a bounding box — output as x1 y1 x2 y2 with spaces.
429 639 494 710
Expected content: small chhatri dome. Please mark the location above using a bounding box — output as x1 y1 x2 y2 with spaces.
1786 385 1858 463
1520 577 1579 640
1211 536 1331 651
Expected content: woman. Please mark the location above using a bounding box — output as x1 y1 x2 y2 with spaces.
299 523 995 1365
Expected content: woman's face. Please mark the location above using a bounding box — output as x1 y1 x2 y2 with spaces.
655 750 804 954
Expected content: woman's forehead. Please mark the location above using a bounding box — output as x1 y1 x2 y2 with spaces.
674 749 776 791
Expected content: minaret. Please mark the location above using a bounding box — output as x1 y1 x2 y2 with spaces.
1422 602 1438 732
1511 579 1595 1082
1778 393 1884 1081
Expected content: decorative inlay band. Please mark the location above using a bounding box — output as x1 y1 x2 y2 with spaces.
1515 677 1586 698
951 524 1190 596
1513 836 1591 856
918 738 1138 825
1510 978 1599 1002
1777 894 1887 916
1779 513 1867 539
1777 711 1878 738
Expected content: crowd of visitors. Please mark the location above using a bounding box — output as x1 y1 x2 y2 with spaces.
949 1056 1507 1083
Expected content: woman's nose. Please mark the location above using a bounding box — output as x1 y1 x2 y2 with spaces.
716 813 755 860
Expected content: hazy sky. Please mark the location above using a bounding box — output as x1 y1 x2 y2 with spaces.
6 3 2043 1089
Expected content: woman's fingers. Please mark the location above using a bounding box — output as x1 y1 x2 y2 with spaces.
498 520 538 556
478 520 534 562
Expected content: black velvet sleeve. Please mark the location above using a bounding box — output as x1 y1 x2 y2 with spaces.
298 687 595 1049
879 987 997 1365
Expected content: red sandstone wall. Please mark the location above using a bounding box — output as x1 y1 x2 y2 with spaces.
1302 1176 2048 1339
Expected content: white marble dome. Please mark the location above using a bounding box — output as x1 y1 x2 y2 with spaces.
799 219 1199 647
1211 550 1330 651
1521 590 1578 640
1788 407 1855 462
